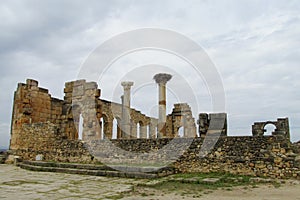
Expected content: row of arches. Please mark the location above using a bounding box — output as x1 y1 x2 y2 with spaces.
75 115 187 140
102 116 153 139
68 104 189 140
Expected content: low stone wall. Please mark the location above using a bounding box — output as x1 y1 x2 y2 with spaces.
10 122 300 179
88 136 300 179
175 136 300 179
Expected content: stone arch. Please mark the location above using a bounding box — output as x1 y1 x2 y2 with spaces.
138 121 142 138
252 118 290 139
147 125 150 139
264 123 277 136
137 122 141 138
112 116 122 139
100 114 111 139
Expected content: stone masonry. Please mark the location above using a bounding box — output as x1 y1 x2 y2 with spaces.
8 78 299 179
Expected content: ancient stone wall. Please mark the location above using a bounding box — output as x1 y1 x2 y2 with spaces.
198 113 227 137
166 103 197 138
11 122 92 163
10 79 64 150
11 79 199 146
9 79 299 179
87 136 300 179
174 136 298 178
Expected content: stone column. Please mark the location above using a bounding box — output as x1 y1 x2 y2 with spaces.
153 73 172 137
121 81 134 138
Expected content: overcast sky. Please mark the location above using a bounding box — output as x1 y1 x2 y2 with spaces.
1 0 300 149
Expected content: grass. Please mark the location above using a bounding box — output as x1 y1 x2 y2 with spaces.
128 172 272 198
166 172 255 189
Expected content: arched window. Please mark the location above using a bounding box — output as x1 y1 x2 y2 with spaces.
264 123 276 136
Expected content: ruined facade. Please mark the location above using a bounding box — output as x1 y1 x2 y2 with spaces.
10 76 223 151
9 77 299 179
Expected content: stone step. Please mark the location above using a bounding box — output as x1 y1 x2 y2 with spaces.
18 161 175 179
22 160 114 171
18 163 159 179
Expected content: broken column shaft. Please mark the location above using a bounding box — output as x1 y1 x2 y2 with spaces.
153 73 172 138
121 81 134 138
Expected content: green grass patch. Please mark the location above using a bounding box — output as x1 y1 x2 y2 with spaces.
138 172 262 195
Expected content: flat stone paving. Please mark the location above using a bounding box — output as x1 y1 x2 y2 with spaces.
0 164 145 200
2 164 300 200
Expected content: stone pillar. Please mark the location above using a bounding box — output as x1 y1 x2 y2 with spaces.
140 125 147 139
121 81 134 138
153 73 172 138
149 118 158 138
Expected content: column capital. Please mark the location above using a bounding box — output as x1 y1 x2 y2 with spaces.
153 73 172 84
121 81 134 90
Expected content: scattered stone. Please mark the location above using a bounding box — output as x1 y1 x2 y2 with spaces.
249 177 273 183
201 178 220 184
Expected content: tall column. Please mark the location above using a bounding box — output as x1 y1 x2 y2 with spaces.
121 81 134 138
153 73 172 137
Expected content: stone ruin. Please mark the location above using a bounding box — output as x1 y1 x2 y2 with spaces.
7 74 300 179
10 74 226 148
252 118 290 139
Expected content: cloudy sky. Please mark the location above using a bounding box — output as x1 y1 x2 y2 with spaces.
1 0 300 148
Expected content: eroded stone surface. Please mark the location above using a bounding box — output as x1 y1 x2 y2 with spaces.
0 165 143 199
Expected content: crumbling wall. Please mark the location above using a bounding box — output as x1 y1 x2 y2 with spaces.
197 113 227 137
252 118 290 140
10 79 64 150
10 79 160 146
166 103 197 138
87 136 300 179
11 122 92 163
174 136 298 179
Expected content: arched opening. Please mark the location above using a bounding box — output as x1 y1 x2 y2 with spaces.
147 125 150 139
100 117 104 139
112 118 118 139
100 114 109 139
178 126 184 137
137 121 146 138
78 114 83 140
137 123 140 138
264 123 277 136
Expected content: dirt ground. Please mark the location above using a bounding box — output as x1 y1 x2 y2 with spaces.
122 183 300 200
1 164 300 200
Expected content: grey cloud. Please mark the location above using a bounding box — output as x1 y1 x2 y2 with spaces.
1 0 300 148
